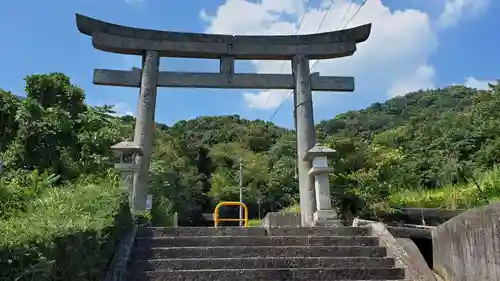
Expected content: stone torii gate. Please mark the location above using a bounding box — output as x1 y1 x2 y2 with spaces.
75 13 371 227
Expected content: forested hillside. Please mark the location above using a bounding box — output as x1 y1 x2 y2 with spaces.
318 84 500 190
148 81 500 222
1 73 500 227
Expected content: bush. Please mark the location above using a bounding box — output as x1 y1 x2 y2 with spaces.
0 173 131 281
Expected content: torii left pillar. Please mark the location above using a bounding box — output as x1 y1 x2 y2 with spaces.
132 50 160 211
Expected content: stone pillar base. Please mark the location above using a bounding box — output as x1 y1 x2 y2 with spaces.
313 209 343 226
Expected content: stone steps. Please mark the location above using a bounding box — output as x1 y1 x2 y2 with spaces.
135 235 379 247
127 268 405 281
131 257 396 271
266 226 371 236
137 227 266 237
128 227 404 280
132 245 387 259
137 226 370 237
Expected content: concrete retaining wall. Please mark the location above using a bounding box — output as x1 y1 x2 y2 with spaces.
105 224 137 281
432 202 500 281
262 213 301 227
371 223 436 281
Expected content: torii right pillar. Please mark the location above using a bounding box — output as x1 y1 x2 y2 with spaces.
292 55 317 227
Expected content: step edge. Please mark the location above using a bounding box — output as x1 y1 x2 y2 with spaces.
134 256 395 262
140 226 370 229
136 235 378 240
134 245 385 248
131 267 404 272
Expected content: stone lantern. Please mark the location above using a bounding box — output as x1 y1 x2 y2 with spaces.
304 143 341 226
110 140 143 209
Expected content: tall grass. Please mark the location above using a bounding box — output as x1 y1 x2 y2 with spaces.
279 166 500 214
389 165 500 209
0 170 131 281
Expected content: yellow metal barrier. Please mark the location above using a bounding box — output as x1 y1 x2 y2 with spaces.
213 201 249 228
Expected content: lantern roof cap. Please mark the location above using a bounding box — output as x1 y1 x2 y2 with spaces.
111 140 143 155
303 143 336 161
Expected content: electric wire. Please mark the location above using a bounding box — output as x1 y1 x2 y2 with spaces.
269 0 370 120
262 0 315 109
336 0 355 30
341 0 369 30
269 0 336 120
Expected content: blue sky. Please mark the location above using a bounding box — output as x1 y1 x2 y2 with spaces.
1 0 498 128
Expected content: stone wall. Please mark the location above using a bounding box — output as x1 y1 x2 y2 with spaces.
432 202 500 281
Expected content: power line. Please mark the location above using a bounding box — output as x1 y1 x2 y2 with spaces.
269 0 336 120
269 92 290 120
336 0 355 30
315 0 336 34
342 0 369 29
270 0 370 121
312 0 368 69
262 0 314 110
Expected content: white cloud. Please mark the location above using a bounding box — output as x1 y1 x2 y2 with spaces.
243 89 290 109
111 102 135 117
464 76 494 90
438 0 490 28
387 64 436 97
201 0 438 109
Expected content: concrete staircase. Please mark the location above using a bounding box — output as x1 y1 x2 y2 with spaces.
127 226 405 281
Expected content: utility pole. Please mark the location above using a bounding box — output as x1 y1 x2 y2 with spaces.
239 159 244 227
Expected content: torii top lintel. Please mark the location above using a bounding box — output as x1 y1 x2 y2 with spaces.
75 13 371 60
